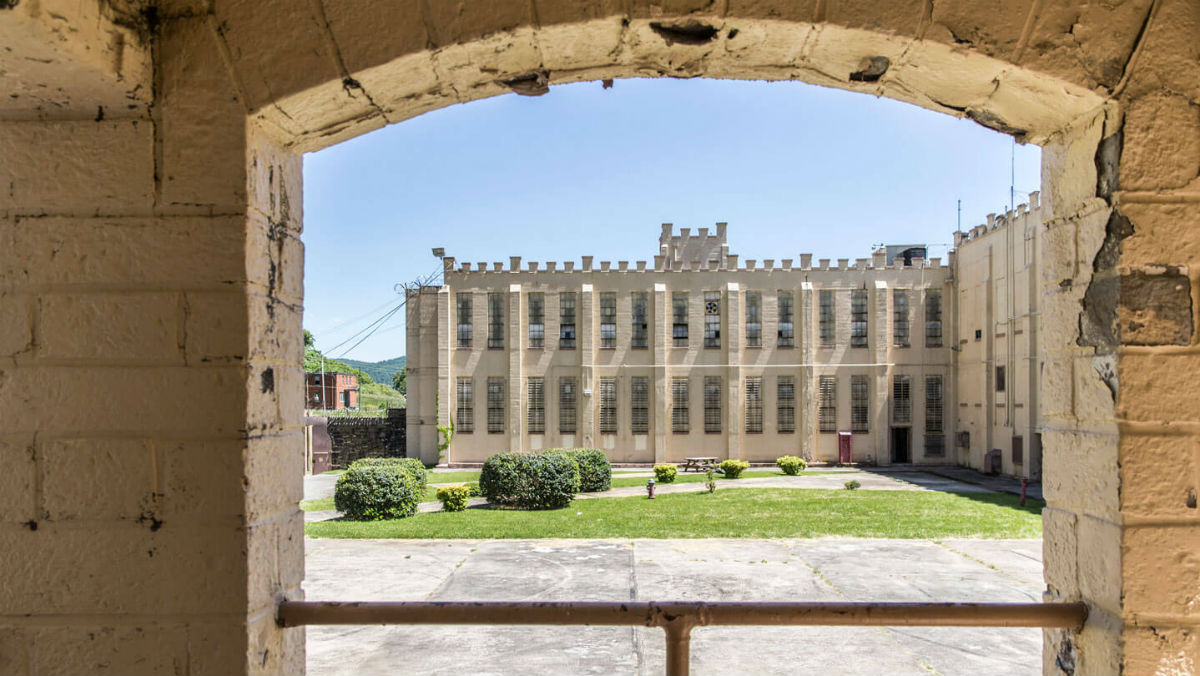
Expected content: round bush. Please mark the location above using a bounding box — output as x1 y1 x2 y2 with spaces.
480 452 580 509
546 448 611 492
844 479 862 491
719 459 750 478
776 456 807 475
349 457 428 491
653 464 678 483
334 463 421 520
436 485 472 512
465 481 483 497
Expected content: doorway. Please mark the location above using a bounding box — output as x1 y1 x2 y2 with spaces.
891 427 911 463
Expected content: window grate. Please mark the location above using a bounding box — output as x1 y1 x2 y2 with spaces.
599 378 617 433
559 292 576 349
851 289 869 348
745 376 763 433
925 290 942 347
631 376 649 434
893 289 909 347
488 292 504 350
672 377 689 434
600 293 617 348
704 292 721 349
559 377 577 434
487 377 505 433
673 292 689 347
893 375 912 425
777 376 795 433
528 293 544 348
456 293 473 348
819 376 837 433
456 378 473 433
527 378 545 434
925 375 944 456
777 291 794 348
996 365 1006 392
632 292 648 349
819 290 835 347
745 292 762 347
851 375 869 433
704 376 722 433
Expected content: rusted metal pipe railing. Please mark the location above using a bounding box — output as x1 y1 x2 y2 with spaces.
279 600 1087 676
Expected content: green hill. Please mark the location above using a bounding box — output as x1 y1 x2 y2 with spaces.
341 356 406 386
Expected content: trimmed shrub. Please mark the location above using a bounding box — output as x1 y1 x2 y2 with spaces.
545 448 612 492
436 485 471 512
349 457 429 492
844 479 862 491
334 463 421 520
465 481 482 497
480 452 580 509
719 459 750 479
776 456 807 475
653 464 678 483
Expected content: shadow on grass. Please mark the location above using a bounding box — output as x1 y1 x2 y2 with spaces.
857 467 1045 517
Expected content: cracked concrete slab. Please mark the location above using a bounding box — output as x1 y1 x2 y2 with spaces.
305 537 1043 675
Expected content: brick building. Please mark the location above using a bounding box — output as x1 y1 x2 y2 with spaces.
304 372 359 411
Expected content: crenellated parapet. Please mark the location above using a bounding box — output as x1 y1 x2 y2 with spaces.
954 191 1042 248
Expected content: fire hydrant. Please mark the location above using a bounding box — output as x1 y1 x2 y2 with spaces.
1020 477 1029 506
646 478 656 499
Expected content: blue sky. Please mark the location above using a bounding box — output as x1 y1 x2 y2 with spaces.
302 77 1041 362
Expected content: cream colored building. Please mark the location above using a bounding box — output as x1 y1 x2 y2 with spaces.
952 193 1045 479
408 223 956 467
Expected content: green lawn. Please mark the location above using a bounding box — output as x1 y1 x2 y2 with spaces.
610 470 843 488
428 471 482 484
305 488 1043 540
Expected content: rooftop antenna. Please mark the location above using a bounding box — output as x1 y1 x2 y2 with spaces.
957 199 962 233
1009 138 1016 214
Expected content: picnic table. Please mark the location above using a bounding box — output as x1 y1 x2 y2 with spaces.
681 457 718 472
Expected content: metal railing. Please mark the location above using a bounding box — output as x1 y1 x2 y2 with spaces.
279 600 1087 676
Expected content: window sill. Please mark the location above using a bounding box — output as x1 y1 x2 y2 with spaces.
456 346 474 350
776 345 795 349
527 346 544 350
745 345 762 349
599 346 616 350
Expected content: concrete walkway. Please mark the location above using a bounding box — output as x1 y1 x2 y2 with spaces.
304 537 1044 675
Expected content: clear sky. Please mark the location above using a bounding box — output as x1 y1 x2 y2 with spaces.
302 77 1041 362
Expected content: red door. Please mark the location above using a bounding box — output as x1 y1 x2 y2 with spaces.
838 432 852 464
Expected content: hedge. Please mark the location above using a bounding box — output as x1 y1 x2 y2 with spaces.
479 452 580 509
545 448 611 492
776 456 807 475
349 457 428 491
653 464 678 483
334 463 421 520
719 459 750 478
436 485 472 512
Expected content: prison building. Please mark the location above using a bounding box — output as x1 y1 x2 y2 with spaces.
951 193 1045 479
406 223 956 466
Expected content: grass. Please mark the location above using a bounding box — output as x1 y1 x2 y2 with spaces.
428 471 482 484
305 488 1043 540
611 470 843 488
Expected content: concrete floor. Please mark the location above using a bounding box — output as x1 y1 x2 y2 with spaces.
303 537 1044 675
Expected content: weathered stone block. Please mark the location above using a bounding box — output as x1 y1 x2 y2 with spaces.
1042 507 1079 598
1120 267 1194 345
41 438 155 522
160 440 246 520
324 0 428 73
1123 624 1200 676
1041 428 1120 520
1016 0 1153 90
38 293 181 362
184 291 249 364
1121 432 1199 518
1124 524 1200 616
0 292 32 359
929 0 1033 60
1120 352 1200 424
1117 0 1200 102
1075 515 1122 614
1040 111 1104 217
1121 93 1200 191
0 626 29 674
0 437 35 523
31 625 188 676
186 621 247 675
1123 200 1200 267
245 433 304 524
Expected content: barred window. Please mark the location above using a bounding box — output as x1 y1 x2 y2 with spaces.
487 377 505 433
995 365 1006 392
600 293 617 348
559 377 577 434
777 376 795 433
456 378 473 433
631 376 649 434
818 376 837 433
925 290 942 347
745 376 763 433
631 292 649 349
851 289 869 348
456 293 472 348
704 376 722 433
777 291 794 348
528 293 544 348
745 292 762 347
559 292 576 349
893 289 909 347
671 377 689 433
925 376 944 456
893 374 912 425
488 292 504 350
819 290 835 347
851 375 869 433
704 291 721 349
599 377 617 433
527 377 545 434
673 292 689 347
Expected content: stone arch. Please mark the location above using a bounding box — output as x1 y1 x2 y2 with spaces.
2 1 1197 674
